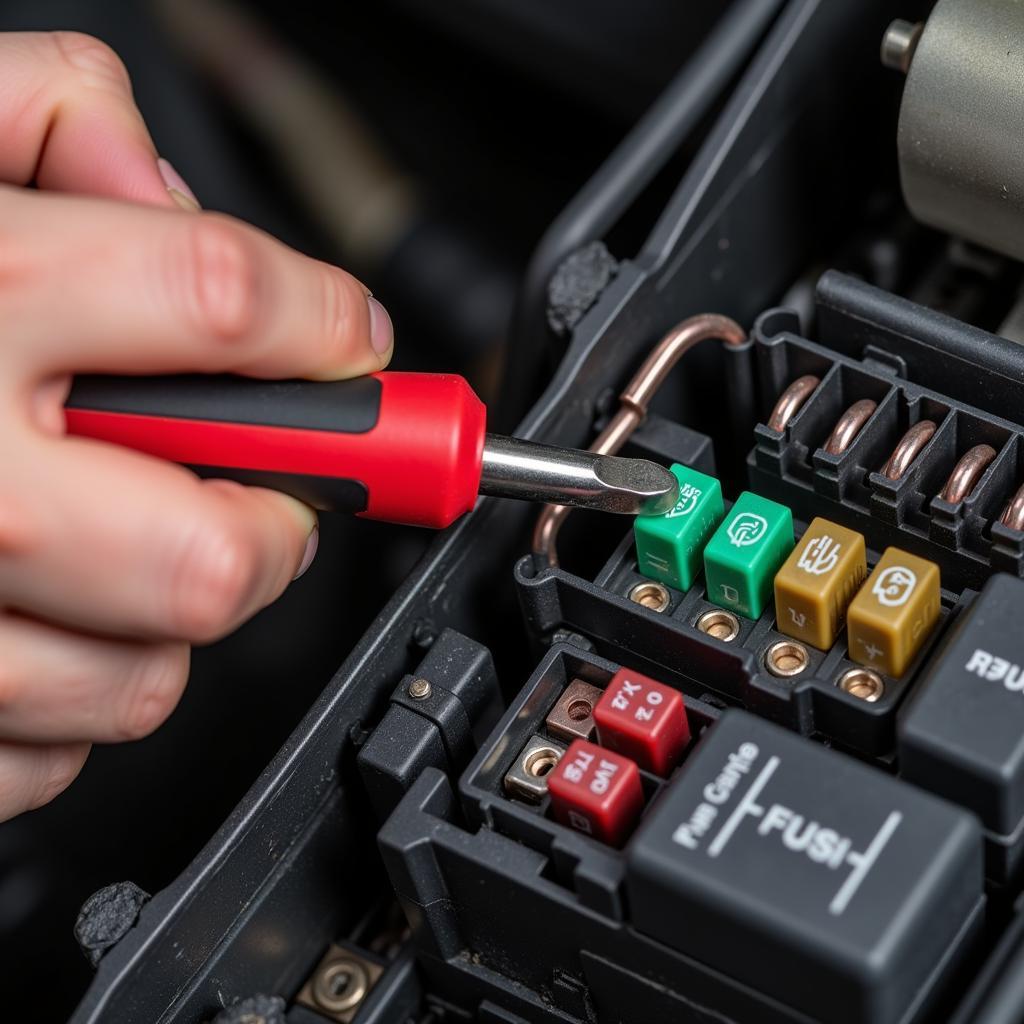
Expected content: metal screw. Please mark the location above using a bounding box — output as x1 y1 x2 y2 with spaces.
312 957 369 1014
407 677 432 700
765 639 810 678
838 667 885 702
696 609 740 642
628 581 671 613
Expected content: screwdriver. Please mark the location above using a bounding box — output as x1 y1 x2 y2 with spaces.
64 371 679 528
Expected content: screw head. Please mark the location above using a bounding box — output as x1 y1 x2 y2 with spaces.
408 677 432 700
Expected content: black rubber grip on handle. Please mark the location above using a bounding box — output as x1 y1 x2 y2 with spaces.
66 374 382 432
65 374 383 513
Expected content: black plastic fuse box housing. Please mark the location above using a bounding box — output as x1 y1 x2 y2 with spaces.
901 575 1024 870
628 711 984 1024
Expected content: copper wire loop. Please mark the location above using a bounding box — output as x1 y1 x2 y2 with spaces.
531 313 747 567
766 375 820 432
881 420 936 480
823 399 877 456
1000 483 1024 532
939 444 997 504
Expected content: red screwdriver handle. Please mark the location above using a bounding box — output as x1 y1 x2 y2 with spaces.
64 371 487 528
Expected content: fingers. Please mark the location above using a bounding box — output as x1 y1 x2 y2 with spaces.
0 188 393 381
0 740 90 820
0 31 174 205
0 614 189 743
1 434 317 642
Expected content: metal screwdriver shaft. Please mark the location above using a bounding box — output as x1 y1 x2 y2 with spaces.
479 434 679 515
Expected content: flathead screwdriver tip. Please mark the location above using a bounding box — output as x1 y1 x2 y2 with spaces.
479 434 679 515
595 456 679 516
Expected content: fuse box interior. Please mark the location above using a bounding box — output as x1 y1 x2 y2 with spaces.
62 2 1024 1024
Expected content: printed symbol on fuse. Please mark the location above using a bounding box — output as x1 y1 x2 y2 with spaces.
797 535 841 576
643 553 671 574
872 566 917 607
727 513 768 548
789 607 807 628
721 584 740 603
634 689 664 722
666 483 702 519
858 639 883 661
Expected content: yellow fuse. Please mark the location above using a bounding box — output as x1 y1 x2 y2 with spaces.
773 518 867 650
847 547 941 677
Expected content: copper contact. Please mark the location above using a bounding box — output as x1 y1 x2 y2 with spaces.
545 678 603 742
939 444 997 503
823 399 877 455
532 313 746 567
766 375 821 432
881 420 936 480
1000 483 1024 533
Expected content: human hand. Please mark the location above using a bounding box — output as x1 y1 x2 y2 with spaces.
0 32 393 819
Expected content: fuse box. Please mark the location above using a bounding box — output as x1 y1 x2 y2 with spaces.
63 3 1024 1024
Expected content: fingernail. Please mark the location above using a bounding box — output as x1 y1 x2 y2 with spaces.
367 296 393 358
294 525 319 579
157 157 201 212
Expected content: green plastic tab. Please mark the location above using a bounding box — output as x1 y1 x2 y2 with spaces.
703 492 794 618
633 465 724 590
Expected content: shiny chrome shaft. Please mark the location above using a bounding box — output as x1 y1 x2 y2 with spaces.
480 434 678 515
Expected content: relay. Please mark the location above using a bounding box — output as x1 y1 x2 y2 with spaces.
626 712 984 1024
900 575 1024 839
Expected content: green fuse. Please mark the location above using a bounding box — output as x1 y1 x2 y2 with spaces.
633 464 724 590
703 492 794 619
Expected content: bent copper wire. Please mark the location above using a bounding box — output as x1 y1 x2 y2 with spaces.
881 420 937 480
532 313 746 567
1000 483 1024 532
823 399 877 456
938 444 997 503
766 375 821 432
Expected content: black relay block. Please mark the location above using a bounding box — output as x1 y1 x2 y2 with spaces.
900 575 1024 864
626 712 984 1024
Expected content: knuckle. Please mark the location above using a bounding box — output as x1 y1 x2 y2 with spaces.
179 217 262 347
169 517 260 642
50 32 131 93
116 645 189 741
29 745 88 810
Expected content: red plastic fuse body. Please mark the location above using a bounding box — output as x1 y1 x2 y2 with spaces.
547 739 643 846
593 668 690 775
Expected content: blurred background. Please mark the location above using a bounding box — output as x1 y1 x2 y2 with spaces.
0 0 722 1016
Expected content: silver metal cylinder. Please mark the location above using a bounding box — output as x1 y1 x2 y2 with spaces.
479 434 678 515
896 0 1024 261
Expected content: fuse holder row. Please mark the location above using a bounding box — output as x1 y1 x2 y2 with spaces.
548 666 691 845
634 467 942 677
635 466 795 618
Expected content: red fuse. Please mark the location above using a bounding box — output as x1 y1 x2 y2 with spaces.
547 740 644 845
593 667 690 775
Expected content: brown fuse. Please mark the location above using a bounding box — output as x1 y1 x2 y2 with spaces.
774 518 867 650
846 547 941 677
